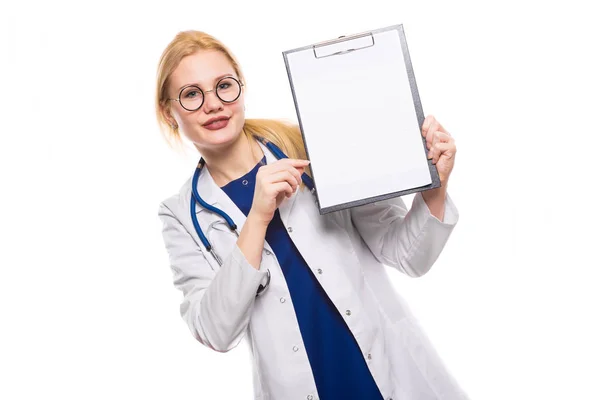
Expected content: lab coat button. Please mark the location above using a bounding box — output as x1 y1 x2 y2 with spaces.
345 310 351 316
293 346 299 352
307 395 313 400
280 297 286 303
265 250 272 255
287 227 293 233
367 353 372 360
317 268 323 274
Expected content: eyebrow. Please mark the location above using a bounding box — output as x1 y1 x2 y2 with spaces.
177 73 236 92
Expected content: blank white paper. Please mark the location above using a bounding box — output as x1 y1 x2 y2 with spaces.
286 29 432 209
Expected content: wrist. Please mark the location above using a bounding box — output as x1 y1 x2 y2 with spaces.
421 183 447 221
247 210 270 229
422 182 447 201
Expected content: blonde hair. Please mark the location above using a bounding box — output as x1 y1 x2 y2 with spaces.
155 31 309 166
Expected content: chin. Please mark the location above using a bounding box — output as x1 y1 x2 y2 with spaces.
198 123 243 149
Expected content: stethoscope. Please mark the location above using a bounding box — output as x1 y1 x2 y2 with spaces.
190 136 315 297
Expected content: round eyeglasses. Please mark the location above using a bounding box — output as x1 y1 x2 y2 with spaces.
169 76 244 112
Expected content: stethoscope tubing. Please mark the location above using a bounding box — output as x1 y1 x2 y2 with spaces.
189 136 314 296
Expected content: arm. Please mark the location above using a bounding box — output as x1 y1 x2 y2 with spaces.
352 114 459 276
421 184 448 221
237 212 268 269
158 203 269 352
350 191 458 277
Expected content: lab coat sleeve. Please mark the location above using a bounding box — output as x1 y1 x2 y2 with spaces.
350 192 459 277
158 202 268 352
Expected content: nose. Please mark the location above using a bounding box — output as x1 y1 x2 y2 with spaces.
201 89 224 114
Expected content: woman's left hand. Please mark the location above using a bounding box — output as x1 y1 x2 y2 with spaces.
421 115 456 187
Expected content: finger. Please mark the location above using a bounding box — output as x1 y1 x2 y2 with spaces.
275 158 311 169
268 170 299 192
287 165 303 186
260 162 297 179
423 116 450 143
279 162 305 186
426 120 442 150
279 166 302 187
430 142 456 164
267 160 308 179
295 166 306 176
276 192 287 205
275 187 292 206
272 182 294 198
430 130 452 151
435 131 452 143
421 115 435 137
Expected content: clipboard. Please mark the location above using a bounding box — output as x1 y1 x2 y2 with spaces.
282 24 440 215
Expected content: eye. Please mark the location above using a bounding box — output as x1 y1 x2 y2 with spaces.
184 90 201 99
218 82 231 90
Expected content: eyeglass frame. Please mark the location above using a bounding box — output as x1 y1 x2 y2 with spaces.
167 76 245 112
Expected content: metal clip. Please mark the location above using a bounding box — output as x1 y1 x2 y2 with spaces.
312 32 375 59
256 269 271 297
210 248 223 266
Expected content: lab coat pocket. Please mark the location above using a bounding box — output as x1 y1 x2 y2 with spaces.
206 221 239 261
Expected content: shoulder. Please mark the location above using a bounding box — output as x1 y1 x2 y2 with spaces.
158 177 194 220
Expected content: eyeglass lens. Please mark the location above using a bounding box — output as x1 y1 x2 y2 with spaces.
179 77 242 111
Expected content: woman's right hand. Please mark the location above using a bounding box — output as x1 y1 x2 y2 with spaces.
248 159 310 226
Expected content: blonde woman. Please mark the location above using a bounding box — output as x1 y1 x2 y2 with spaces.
157 30 466 400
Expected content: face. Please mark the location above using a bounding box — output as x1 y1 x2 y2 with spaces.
165 50 245 152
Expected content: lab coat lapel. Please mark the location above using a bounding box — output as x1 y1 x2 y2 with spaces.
194 151 282 256
194 161 248 233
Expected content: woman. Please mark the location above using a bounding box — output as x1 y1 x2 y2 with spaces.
156 30 467 400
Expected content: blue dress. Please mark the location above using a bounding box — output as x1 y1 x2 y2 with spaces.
221 157 383 400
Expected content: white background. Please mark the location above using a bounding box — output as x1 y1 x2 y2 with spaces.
1 0 598 399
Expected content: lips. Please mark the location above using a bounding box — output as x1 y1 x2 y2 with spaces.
203 116 230 131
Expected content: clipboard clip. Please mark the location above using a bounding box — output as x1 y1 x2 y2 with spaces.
312 32 375 59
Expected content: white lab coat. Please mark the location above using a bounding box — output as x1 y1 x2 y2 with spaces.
158 141 468 400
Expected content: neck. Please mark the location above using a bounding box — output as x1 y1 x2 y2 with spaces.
201 134 264 187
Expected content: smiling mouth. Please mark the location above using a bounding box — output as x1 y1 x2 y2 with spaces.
203 117 230 130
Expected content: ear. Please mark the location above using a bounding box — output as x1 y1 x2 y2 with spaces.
160 104 178 129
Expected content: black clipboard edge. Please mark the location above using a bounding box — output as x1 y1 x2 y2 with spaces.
398 24 442 198
320 182 437 214
282 24 441 215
